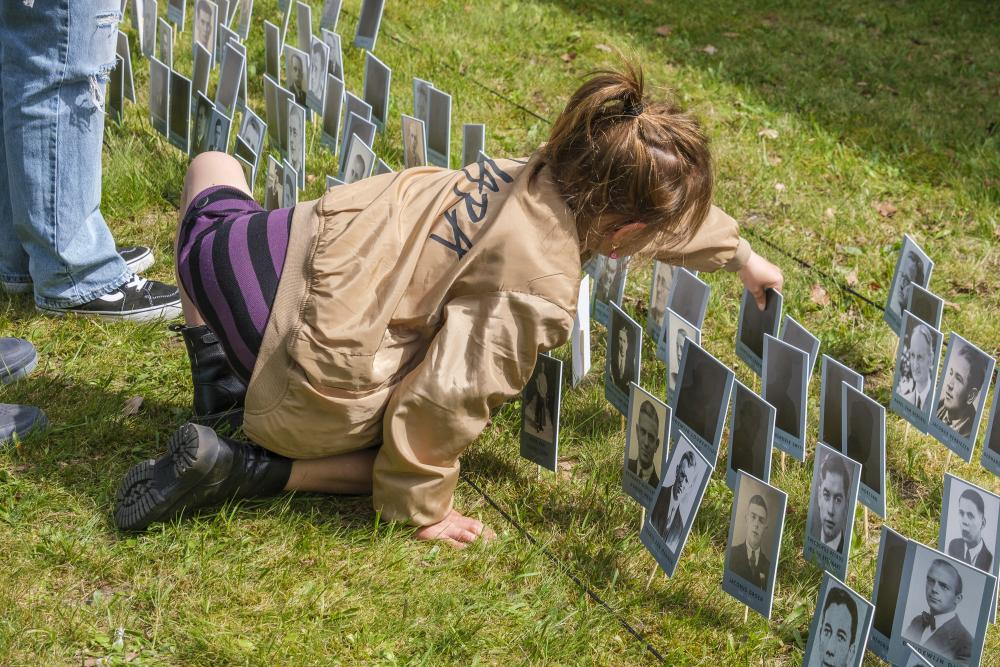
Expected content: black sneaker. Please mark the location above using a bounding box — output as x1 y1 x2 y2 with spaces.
1 246 155 294
38 274 182 322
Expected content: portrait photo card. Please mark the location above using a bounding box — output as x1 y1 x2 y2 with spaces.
725 380 776 491
735 287 783 377
362 50 391 132
779 315 820 378
646 261 681 342
884 234 934 335
671 338 734 465
603 303 642 417
801 572 874 667
666 268 710 330
906 283 944 331
763 334 809 461
353 0 386 51
426 86 452 168
592 255 628 327
804 443 862 580
980 384 1000 477
519 353 563 472
841 383 887 517
890 311 943 433
868 526 910 661
622 384 672 509
819 355 864 450
461 123 486 169
570 277 592 388
657 308 700 404
927 333 996 462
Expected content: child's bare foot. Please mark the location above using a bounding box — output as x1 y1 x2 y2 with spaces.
413 508 497 548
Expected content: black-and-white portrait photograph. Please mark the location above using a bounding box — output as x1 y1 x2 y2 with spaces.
192 41 211 99
726 380 775 491
234 0 253 40
167 0 186 26
661 309 700 403
107 55 125 125
306 36 330 116
157 17 173 68
283 45 308 109
736 287 783 376
320 0 341 31
342 91 373 128
640 434 712 577
353 0 385 50
295 0 312 53
362 51 391 131
148 57 170 137
341 134 375 184
891 311 943 432
320 74 344 151
905 643 935 667
646 261 677 341
192 0 217 59
272 82 293 156
339 112 376 177
981 387 1000 477
238 109 266 158
264 156 282 210
426 86 452 168
264 21 280 81
779 315 820 378
939 476 999 588
140 0 157 58
841 383 886 517
401 114 427 169
205 108 231 153
519 353 563 472
321 29 343 82
819 355 864 450
167 70 191 153
723 471 787 619
603 303 642 417
461 123 485 168
928 334 995 461
282 159 298 208
906 283 944 331
869 526 910 661
763 333 808 460
413 77 434 128
884 234 933 335
673 338 734 463
189 92 214 157
287 101 306 189
666 268 710 330
116 32 136 103
895 545 995 667
215 43 244 118
622 385 670 508
803 575 874 667
593 255 628 327
571 278 591 388
805 443 861 579
233 137 257 184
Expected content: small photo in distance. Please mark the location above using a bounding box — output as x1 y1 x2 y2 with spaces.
341 134 375 184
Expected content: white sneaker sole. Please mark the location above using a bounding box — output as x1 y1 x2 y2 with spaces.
36 302 182 323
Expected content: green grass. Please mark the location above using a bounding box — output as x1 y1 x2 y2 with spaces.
1 0 999 663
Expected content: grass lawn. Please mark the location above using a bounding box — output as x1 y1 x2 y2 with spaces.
1 0 999 664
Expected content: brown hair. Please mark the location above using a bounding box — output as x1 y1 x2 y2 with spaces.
539 62 714 259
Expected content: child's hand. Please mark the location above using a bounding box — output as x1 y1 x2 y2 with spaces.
738 251 784 310
413 508 497 548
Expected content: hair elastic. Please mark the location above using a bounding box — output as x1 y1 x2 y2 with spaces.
623 100 644 117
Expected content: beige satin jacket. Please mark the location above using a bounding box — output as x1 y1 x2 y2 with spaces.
244 154 751 526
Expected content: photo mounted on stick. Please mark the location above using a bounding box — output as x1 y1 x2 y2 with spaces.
622 384 671 509
264 155 283 210
819 355 864 449
938 474 1000 621
889 542 996 667
906 283 944 331
362 51 391 132
666 268 710 329
353 0 386 51
571 277 591 388
640 434 712 577
980 385 1000 477
890 311 943 433
281 159 298 208
426 87 452 168
646 261 680 341
592 255 628 327
306 35 331 116
804 443 861 580
725 380 776 490
148 56 170 138
603 303 642 417
869 526 910 661
884 234 934 335
192 0 218 60
658 308 700 403
672 338 734 464
287 101 306 189
763 334 808 461
341 134 375 184
927 333 995 462
801 573 874 667
283 45 309 110
779 315 820 378
722 471 788 619
841 383 886 517
401 114 428 168
167 70 191 154
735 287 782 376
322 29 344 82
519 353 563 472
461 124 485 168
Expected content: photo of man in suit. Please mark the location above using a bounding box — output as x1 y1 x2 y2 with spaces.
898 319 935 412
810 586 861 667
609 314 637 396
903 559 972 662
730 389 765 481
812 450 851 554
650 449 696 553
935 342 987 439
730 494 771 589
627 400 661 488
648 263 673 330
948 489 993 571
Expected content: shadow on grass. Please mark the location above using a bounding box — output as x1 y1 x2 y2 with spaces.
539 0 999 198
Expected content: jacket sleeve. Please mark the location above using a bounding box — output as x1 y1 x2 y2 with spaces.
652 205 752 272
372 291 575 526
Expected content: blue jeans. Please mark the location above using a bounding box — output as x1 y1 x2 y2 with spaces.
0 0 129 308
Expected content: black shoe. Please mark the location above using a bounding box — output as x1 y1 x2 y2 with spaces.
0 403 48 447
170 324 246 428
38 274 182 322
1 246 155 294
0 337 38 385
114 423 292 531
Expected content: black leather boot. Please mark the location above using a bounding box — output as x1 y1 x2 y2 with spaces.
114 422 293 531
170 323 246 428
